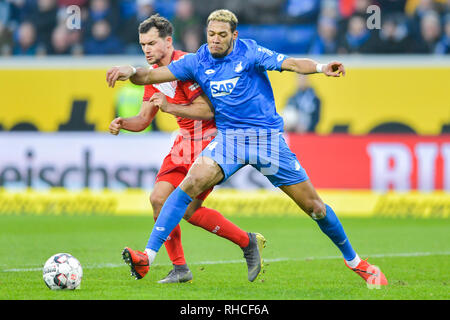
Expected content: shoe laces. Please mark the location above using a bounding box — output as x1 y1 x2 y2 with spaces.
165 269 176 277
361 257 371 267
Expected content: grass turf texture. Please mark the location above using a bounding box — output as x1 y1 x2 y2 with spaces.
0 215 448 300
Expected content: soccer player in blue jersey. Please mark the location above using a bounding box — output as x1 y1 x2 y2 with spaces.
107 9 388 286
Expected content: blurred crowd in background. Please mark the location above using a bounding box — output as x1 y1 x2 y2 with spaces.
1 0 449 56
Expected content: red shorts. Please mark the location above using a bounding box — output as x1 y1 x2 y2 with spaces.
155 135 215 201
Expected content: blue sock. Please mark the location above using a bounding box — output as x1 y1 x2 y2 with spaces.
315 204 356 261
146 187 192 252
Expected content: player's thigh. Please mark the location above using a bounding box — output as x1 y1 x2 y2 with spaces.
150 181 176 217
180 156 224 198
253 133 309 187
183 198 204 220
199 132 245 186
279 180 326 218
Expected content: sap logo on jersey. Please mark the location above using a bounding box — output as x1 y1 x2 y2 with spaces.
210 77 239 97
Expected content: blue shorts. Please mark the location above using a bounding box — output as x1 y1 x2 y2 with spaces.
200 130 309 187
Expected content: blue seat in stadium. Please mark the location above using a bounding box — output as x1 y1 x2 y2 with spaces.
154 0 177 20
237 24 317 54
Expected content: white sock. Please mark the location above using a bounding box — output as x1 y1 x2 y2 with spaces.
345 254 361 268
145 248 157 265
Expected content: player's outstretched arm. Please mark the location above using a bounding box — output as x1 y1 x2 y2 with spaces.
106 65 178 88
281 58 345 77
150 93 214 120
109 100 158 135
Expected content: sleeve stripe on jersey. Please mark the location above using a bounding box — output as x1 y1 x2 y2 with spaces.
187 90 203 104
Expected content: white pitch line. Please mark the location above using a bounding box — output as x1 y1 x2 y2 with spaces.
2 251 449 273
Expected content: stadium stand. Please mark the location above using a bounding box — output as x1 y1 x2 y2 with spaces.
1 0 449 56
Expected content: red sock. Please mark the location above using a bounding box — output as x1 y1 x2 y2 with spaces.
155 216 186 265
187 207 250 248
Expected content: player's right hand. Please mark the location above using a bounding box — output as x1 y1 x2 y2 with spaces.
106 65 134 88
109 117 123 135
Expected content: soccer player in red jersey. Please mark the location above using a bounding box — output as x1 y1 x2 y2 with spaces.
109 15 265 283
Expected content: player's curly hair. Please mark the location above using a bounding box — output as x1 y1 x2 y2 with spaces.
138 14 173 37
207 9 238 32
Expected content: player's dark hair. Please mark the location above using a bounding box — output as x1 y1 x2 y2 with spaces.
138 14 173 38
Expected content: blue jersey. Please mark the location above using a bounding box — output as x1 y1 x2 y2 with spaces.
167 38 289 132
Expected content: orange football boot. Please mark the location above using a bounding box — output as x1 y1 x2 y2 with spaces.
122 247 149 280
345 258 388 287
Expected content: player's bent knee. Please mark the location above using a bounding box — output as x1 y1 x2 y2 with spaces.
182 161 220 197
305 199 326 220
180 174 206 197
149 193 165 216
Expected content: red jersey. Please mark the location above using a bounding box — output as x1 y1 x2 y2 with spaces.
142 50 216 140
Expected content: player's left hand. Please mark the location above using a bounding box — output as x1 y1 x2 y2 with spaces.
149 92 169 112
323 62 346 77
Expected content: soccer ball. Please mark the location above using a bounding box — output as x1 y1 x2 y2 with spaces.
43 253 83 290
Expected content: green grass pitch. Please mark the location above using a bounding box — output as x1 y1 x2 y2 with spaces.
0 215 448 300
